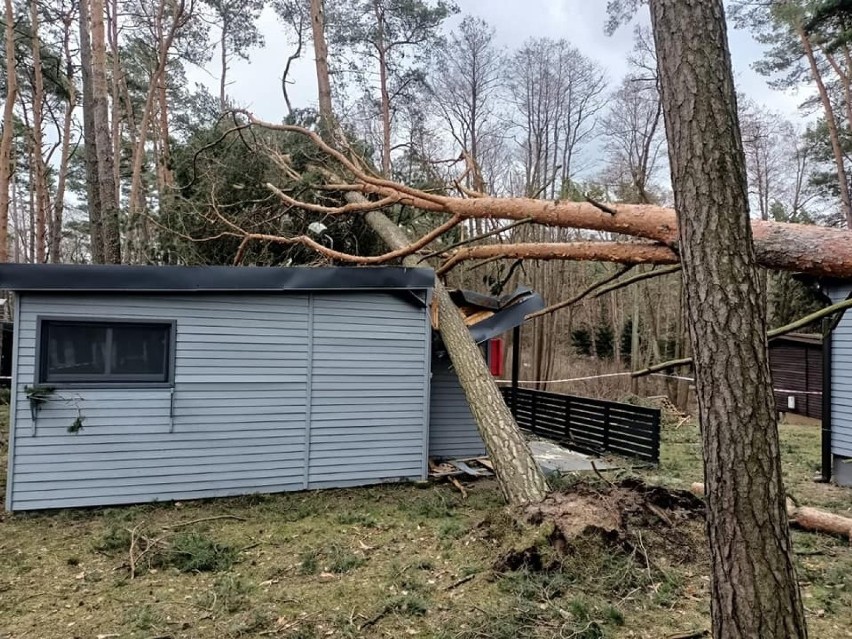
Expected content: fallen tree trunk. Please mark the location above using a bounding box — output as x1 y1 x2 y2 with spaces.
362 207 548 505
244 118 852 281
438 242 680 274
691 483 852 540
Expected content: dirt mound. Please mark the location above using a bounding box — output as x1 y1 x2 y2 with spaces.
495 478 705 572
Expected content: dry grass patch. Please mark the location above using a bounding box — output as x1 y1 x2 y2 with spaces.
0 409 849 638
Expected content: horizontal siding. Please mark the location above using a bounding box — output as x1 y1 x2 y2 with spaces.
307 294 428 487
428 355 486 459
8 291 430 510
9 294 310 510
830 283 852 458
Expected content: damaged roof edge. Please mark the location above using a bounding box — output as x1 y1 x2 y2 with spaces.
0 264 435 293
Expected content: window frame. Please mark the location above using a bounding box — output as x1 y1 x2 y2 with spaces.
35 316 177 388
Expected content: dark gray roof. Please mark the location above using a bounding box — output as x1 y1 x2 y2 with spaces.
0 264 434 293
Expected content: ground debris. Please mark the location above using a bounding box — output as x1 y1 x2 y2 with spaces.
494 477 705 573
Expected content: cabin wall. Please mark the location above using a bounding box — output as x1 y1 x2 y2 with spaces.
829 284 852 486
6 292 430 511
769 342 822 420
428 353 486 459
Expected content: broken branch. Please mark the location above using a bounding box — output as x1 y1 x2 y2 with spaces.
635 297 852 377
526 265 633 320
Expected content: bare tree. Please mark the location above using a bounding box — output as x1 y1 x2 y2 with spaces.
600 28 665 204
89 0 121 262
430 16 504 192
0 0 18 262
508 38 608 198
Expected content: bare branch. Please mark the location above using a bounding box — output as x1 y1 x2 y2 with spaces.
633 297 852 378
232 215 462 266
418 217 534 263
526 265 633 320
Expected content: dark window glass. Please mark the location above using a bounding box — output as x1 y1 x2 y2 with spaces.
111 325 169 376
40 320 172 384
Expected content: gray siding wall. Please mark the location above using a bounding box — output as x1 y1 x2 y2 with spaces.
428 353 486 459
7 291 430 511
829 284 852 460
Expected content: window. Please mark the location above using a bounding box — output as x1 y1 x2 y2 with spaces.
38 319 173 385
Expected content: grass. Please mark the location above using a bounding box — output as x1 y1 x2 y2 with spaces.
0 410 850 638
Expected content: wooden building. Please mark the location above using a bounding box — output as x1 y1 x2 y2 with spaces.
768 333 823 421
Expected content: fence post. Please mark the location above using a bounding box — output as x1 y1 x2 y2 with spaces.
565 395 572 441
650 412 661 463
530 390 538 435
602 404 610 452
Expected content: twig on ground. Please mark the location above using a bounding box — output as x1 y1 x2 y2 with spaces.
166 515 248 529
590 461 616 489
446 574 475 590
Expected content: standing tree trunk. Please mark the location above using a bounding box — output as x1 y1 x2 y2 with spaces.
798 25 852 228
310 0 333 131
0 0 18 262
372 1 392 177
79 0 104 263
51 12 76 263
220 17 229 110
307 0 547 504
649 2 807 638
89 0 121 263
30 0 47 263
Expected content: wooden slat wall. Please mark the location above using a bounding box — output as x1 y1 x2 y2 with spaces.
502 387 661 463
769 342 822 420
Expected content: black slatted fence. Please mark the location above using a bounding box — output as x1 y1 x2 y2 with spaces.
501 387 661 463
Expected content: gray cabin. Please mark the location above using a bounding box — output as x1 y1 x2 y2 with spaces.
824 281 852 487
0 264 513 511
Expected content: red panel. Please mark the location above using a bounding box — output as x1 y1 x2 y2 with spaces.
489 338 504 377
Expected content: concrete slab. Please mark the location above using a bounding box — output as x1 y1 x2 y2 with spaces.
528 439 619 474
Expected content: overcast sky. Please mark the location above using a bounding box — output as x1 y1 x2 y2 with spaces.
187 1 804 130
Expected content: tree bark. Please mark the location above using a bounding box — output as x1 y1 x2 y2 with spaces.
0 0 17 262
30 0 47 263
89 0 121 263
649 2 807 638
79 0 104 263
364 207 548 504
798 24 852 228
51 14 76 263
310 0 333 129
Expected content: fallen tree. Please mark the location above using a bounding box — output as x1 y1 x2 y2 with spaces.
301 0 548 506
234 115 852 280
691 483 852 541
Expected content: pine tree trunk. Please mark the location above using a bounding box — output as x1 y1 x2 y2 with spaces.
649 2 807 638
89 0 121 263
30 0 46 263
798 25 852 229
310 0 333 130
0 0 17 263
79 0 104 263
364 208 548 505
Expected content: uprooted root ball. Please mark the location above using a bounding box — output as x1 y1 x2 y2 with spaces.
493 477 706 576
